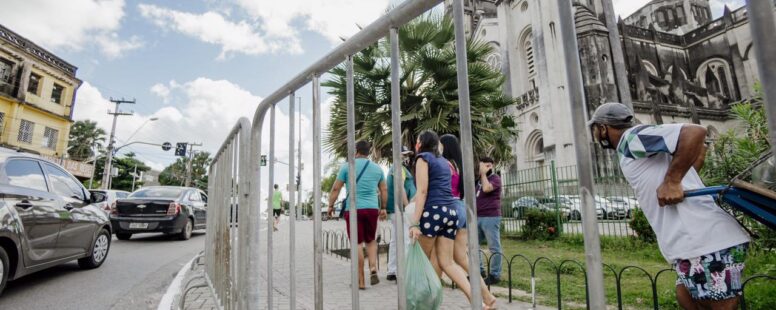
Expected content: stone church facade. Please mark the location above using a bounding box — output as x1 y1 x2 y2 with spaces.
448 0 773 171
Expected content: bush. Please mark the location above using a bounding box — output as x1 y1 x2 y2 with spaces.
521 209 560 240
629 208 656 243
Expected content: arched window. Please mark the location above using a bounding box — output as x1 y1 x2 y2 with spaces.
697 59 734 98
526 130 544 162
642 60 658 76
656 11 666 26
676 7 685 24
523 32 535 77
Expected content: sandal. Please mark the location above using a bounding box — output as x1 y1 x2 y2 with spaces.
370 271 380 285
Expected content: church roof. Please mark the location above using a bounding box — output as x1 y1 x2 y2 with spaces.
575 4 608 33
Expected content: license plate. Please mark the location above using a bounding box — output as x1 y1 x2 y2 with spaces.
129 222 148 229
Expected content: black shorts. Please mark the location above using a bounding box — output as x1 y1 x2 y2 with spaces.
273 209 282 217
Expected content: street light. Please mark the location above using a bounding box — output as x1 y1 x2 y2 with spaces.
126 117 159 142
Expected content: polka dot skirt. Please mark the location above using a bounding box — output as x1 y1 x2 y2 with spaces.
419 205 459 240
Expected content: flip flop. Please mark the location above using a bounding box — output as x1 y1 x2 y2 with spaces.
370 271 380 285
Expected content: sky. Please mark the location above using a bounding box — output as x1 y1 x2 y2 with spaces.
0 0 745 203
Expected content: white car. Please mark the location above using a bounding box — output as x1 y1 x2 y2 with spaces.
607 196 640 218
89 189 131 215
560 195 609 220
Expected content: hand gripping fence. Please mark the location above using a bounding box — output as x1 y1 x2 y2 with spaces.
201 0 776 309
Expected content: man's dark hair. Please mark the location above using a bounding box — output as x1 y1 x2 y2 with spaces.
417 130 440 156
274 184 279 189
480 156 495 164
356 140 371 156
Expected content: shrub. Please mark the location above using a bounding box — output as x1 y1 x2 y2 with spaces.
629 208 656 243
521 209 560 240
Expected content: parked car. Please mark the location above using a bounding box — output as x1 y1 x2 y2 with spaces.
537 197 572 220
561 195 608 220
110 186 207 240
511 196 542 218
0 150 112 295
90 189 131 215
607 196 640 218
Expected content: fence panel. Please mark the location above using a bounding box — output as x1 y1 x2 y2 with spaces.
501 154 639 238
205 118 252 309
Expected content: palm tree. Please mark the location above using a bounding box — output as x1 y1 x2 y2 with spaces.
323 14 518 164
68 120 106 161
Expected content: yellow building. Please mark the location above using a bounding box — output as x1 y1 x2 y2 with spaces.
0 24 81 157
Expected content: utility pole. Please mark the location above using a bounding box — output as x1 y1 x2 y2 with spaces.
184 142 203 187
131 165 138 191
101 98 135 190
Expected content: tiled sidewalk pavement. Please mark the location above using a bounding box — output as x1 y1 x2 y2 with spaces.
175 217 545 310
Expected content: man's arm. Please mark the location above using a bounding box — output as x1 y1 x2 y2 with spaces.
693 143 707 172
657 124 708 206
328 180 344 212
379 180 388 210
479 162 495 193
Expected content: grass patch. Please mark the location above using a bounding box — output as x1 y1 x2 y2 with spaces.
487 235 776 309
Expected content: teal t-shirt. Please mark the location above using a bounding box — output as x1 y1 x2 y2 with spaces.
386 165 416 214
337 158 385 210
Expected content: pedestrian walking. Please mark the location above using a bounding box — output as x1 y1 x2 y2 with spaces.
476 156 503 285
408 131 490 308
440 134 498 307
386 146 416 281
327 140 388 289
588 102 750 310
272 184 282 231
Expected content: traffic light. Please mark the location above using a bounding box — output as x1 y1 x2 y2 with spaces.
260 155 267 166
175 143 187 157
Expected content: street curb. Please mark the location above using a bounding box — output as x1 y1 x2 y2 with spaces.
157 255 197 310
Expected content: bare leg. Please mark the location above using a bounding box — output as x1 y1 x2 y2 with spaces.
699 297 740 310
436 236 473 301
429 247 442 277
676 285 699 310
358 243 365 289
454 229 496 306
366 240 378 272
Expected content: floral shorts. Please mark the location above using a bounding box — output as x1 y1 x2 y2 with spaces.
673 243 748 301
420 205 459 240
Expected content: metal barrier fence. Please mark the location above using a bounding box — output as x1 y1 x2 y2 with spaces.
200 0 776 309
205 118 252 310
500 158 638 238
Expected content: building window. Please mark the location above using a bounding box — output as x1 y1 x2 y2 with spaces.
676 7 686 24
27 73 41 95
523 32 535 76
656 11 666 26
43 127 59 150
0 58 13 86
0 112 5 135
18 119 34 144
51 83 64 104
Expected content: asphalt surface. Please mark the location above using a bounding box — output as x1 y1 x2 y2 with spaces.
0 231 205 310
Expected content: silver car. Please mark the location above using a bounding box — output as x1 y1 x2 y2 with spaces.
89 189 131 215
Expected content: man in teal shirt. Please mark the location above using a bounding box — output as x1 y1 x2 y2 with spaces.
385 146 416 281
327 140 387 289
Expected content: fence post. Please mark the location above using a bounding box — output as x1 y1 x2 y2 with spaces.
551 160 562 233
345 55 360 309
452 0 483 308
288 92 297 310
267 104 277 309
389 27 408 310
746 0 776 155
312 75 324 310
554 0 607 308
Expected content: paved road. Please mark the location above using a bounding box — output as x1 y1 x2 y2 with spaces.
0 231 205 310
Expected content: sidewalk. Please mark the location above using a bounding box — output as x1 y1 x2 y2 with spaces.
172 218 544 310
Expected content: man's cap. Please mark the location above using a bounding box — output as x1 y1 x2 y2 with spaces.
401 146 413 156
587 102 634 127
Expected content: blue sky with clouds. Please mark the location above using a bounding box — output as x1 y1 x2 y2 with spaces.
0 0 746 199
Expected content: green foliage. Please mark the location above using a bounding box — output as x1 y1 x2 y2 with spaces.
629 208 656 243
521 209 560 240
67 120 106 161
93 153 150 192
323 14 518 164
159 152 212 190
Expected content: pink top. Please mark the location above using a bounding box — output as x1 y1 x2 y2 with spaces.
449 162 461 199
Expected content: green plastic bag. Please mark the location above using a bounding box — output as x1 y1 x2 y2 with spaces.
405 241 443 310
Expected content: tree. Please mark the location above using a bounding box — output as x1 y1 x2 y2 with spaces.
159 152 212 190
68 120 106 161
92 152 150 191
323 14 518 164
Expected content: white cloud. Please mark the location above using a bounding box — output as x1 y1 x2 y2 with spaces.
234 0 391 45
150 83 172 104
138 4 301 59
0 0 141 58
75 78 332 210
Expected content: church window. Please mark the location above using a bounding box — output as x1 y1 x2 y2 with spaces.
523 32 535 76
676 7 686 24
667 9 675 26
521 2 528 12
698 59 734 99
656 11 666 26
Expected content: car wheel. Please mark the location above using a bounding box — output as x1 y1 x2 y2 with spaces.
0 246 8 296
178 218 193 240
78 229 111 269
116 233 132 240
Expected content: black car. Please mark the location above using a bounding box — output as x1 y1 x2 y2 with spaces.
110 186 207 240
0 150 111 295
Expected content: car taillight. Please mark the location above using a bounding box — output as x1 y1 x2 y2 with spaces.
167 202 181 216
110 202 118 216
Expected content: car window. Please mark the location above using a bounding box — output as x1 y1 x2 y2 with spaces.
44 163 85 200
5 159 48 192
200 192 208 203
116 192 129 199
189 191 201 202
130 187 186 199
91 191 108 203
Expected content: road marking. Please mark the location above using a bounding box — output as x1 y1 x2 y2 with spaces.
157 255 196 310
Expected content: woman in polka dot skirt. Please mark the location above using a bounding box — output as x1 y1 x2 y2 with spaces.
409 131 490 309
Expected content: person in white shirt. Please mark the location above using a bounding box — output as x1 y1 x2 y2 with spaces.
588 103 751 310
